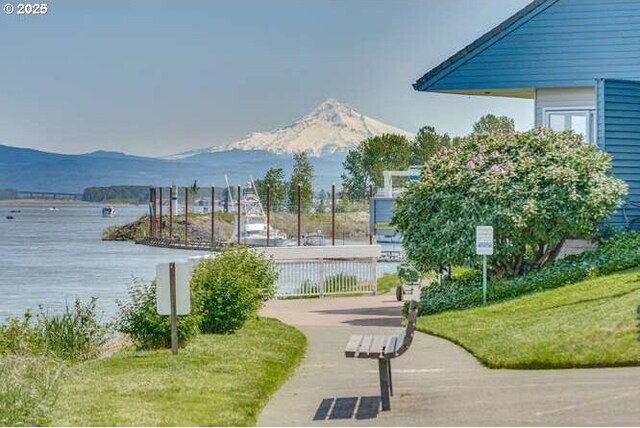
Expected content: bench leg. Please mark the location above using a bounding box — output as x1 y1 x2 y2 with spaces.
388 359 393 397
378 359 391 411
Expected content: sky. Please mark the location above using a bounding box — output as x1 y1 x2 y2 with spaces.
0 0 533 157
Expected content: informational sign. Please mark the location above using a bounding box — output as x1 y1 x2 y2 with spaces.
476 226 494 256
156 262 192 315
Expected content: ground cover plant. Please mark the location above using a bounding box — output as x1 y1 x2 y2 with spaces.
419 231 640 315
393 128 626 277
417 267 640 368
0 298 106 426
0 355 63 426
51 318 306 426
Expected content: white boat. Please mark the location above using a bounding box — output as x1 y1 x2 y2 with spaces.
376 233 402 244
302 231 326 246
102 206 116 217
228 176 288 247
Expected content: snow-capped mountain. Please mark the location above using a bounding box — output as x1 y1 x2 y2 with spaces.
171 98 414 158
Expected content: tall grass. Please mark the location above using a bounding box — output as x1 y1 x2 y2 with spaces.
35 298 108 362
0 355 63 426
0 298 107 425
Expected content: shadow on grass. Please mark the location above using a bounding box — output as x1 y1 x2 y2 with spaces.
539 287 640 312
313 396 380 421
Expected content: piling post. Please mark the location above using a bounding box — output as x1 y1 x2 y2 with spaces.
184 187 189 244
266 185 271 247
149 187 155 238
369 184 374 245
237 185 241 244
211 186 215 248
331 184 336 246
169 186 173 240
158 187 163 238
297 184 301 247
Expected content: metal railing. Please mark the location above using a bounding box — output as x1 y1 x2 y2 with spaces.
274 257 377 298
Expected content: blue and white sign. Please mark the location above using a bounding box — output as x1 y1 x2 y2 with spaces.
475 226 494 255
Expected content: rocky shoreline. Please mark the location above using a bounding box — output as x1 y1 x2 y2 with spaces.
102 212 370 242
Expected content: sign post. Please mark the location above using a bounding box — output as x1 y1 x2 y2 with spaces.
169 263 178 355
475 226 494 305
156 261 192 355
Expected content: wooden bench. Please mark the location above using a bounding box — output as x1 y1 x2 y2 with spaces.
344 295 419 411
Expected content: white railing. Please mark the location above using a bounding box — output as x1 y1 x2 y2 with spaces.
256 245 380 298
189 245 380 299
274 258 377 298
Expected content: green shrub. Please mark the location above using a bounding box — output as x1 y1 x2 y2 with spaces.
393 128 626 277
419 231 640 315
0 355 62 426
193 247 277 334
35 298 108 362
0 311 40 355
298 274 360 296
116 279 202 349
0 299 108 362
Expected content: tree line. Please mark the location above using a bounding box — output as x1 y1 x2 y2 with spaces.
340 114 515 201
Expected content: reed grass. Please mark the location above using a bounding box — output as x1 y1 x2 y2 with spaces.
0 355 63 426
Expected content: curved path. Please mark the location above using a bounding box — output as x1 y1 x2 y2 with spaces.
258 294 640 426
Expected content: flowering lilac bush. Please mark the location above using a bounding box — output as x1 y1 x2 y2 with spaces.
392 128 627 277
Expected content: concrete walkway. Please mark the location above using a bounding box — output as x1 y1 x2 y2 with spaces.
258 294 640 426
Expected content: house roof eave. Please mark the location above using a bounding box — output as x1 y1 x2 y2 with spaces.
413 0 558 93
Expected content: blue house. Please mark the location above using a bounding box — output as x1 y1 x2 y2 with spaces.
414 0 640 228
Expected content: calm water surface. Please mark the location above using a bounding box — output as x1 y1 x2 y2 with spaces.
0 202 399 321
0 202 206 320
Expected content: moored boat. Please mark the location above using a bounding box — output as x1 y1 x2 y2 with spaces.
102 206 116 217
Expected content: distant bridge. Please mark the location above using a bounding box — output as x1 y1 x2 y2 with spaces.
17 190 83 200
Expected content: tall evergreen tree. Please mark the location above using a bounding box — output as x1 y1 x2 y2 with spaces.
287 151 314 213
254 168 286 211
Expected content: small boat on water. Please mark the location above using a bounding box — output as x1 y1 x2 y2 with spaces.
9 210 21 213
102 206 116 217
6 215 14 220
48 207 59 211
303 231 326 246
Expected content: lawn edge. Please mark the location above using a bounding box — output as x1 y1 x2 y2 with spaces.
416 325 640 370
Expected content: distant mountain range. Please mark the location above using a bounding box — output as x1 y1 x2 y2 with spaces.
169 98 414 158
0 99 413 193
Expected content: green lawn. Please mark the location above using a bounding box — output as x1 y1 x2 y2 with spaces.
51 317 306 426
417 267 640 369
377 273 402 295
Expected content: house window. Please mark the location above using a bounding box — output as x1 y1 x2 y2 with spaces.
544 108 596 143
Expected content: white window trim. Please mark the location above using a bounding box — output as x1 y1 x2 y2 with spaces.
543 107 596 143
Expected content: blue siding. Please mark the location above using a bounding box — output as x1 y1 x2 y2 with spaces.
419 0 640 92
598 79 640 229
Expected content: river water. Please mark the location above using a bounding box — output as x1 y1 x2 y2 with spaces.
0 202 207 321
0 202 399 321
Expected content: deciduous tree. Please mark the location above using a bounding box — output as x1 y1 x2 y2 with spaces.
393 128 626 277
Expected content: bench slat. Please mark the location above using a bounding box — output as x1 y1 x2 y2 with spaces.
368 335 387 358
384 336 398 357
396 330 406 347
344 334 363 358
357 335 374 358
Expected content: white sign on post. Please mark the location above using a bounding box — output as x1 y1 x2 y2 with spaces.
156 262 192 315
476 226 494 255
